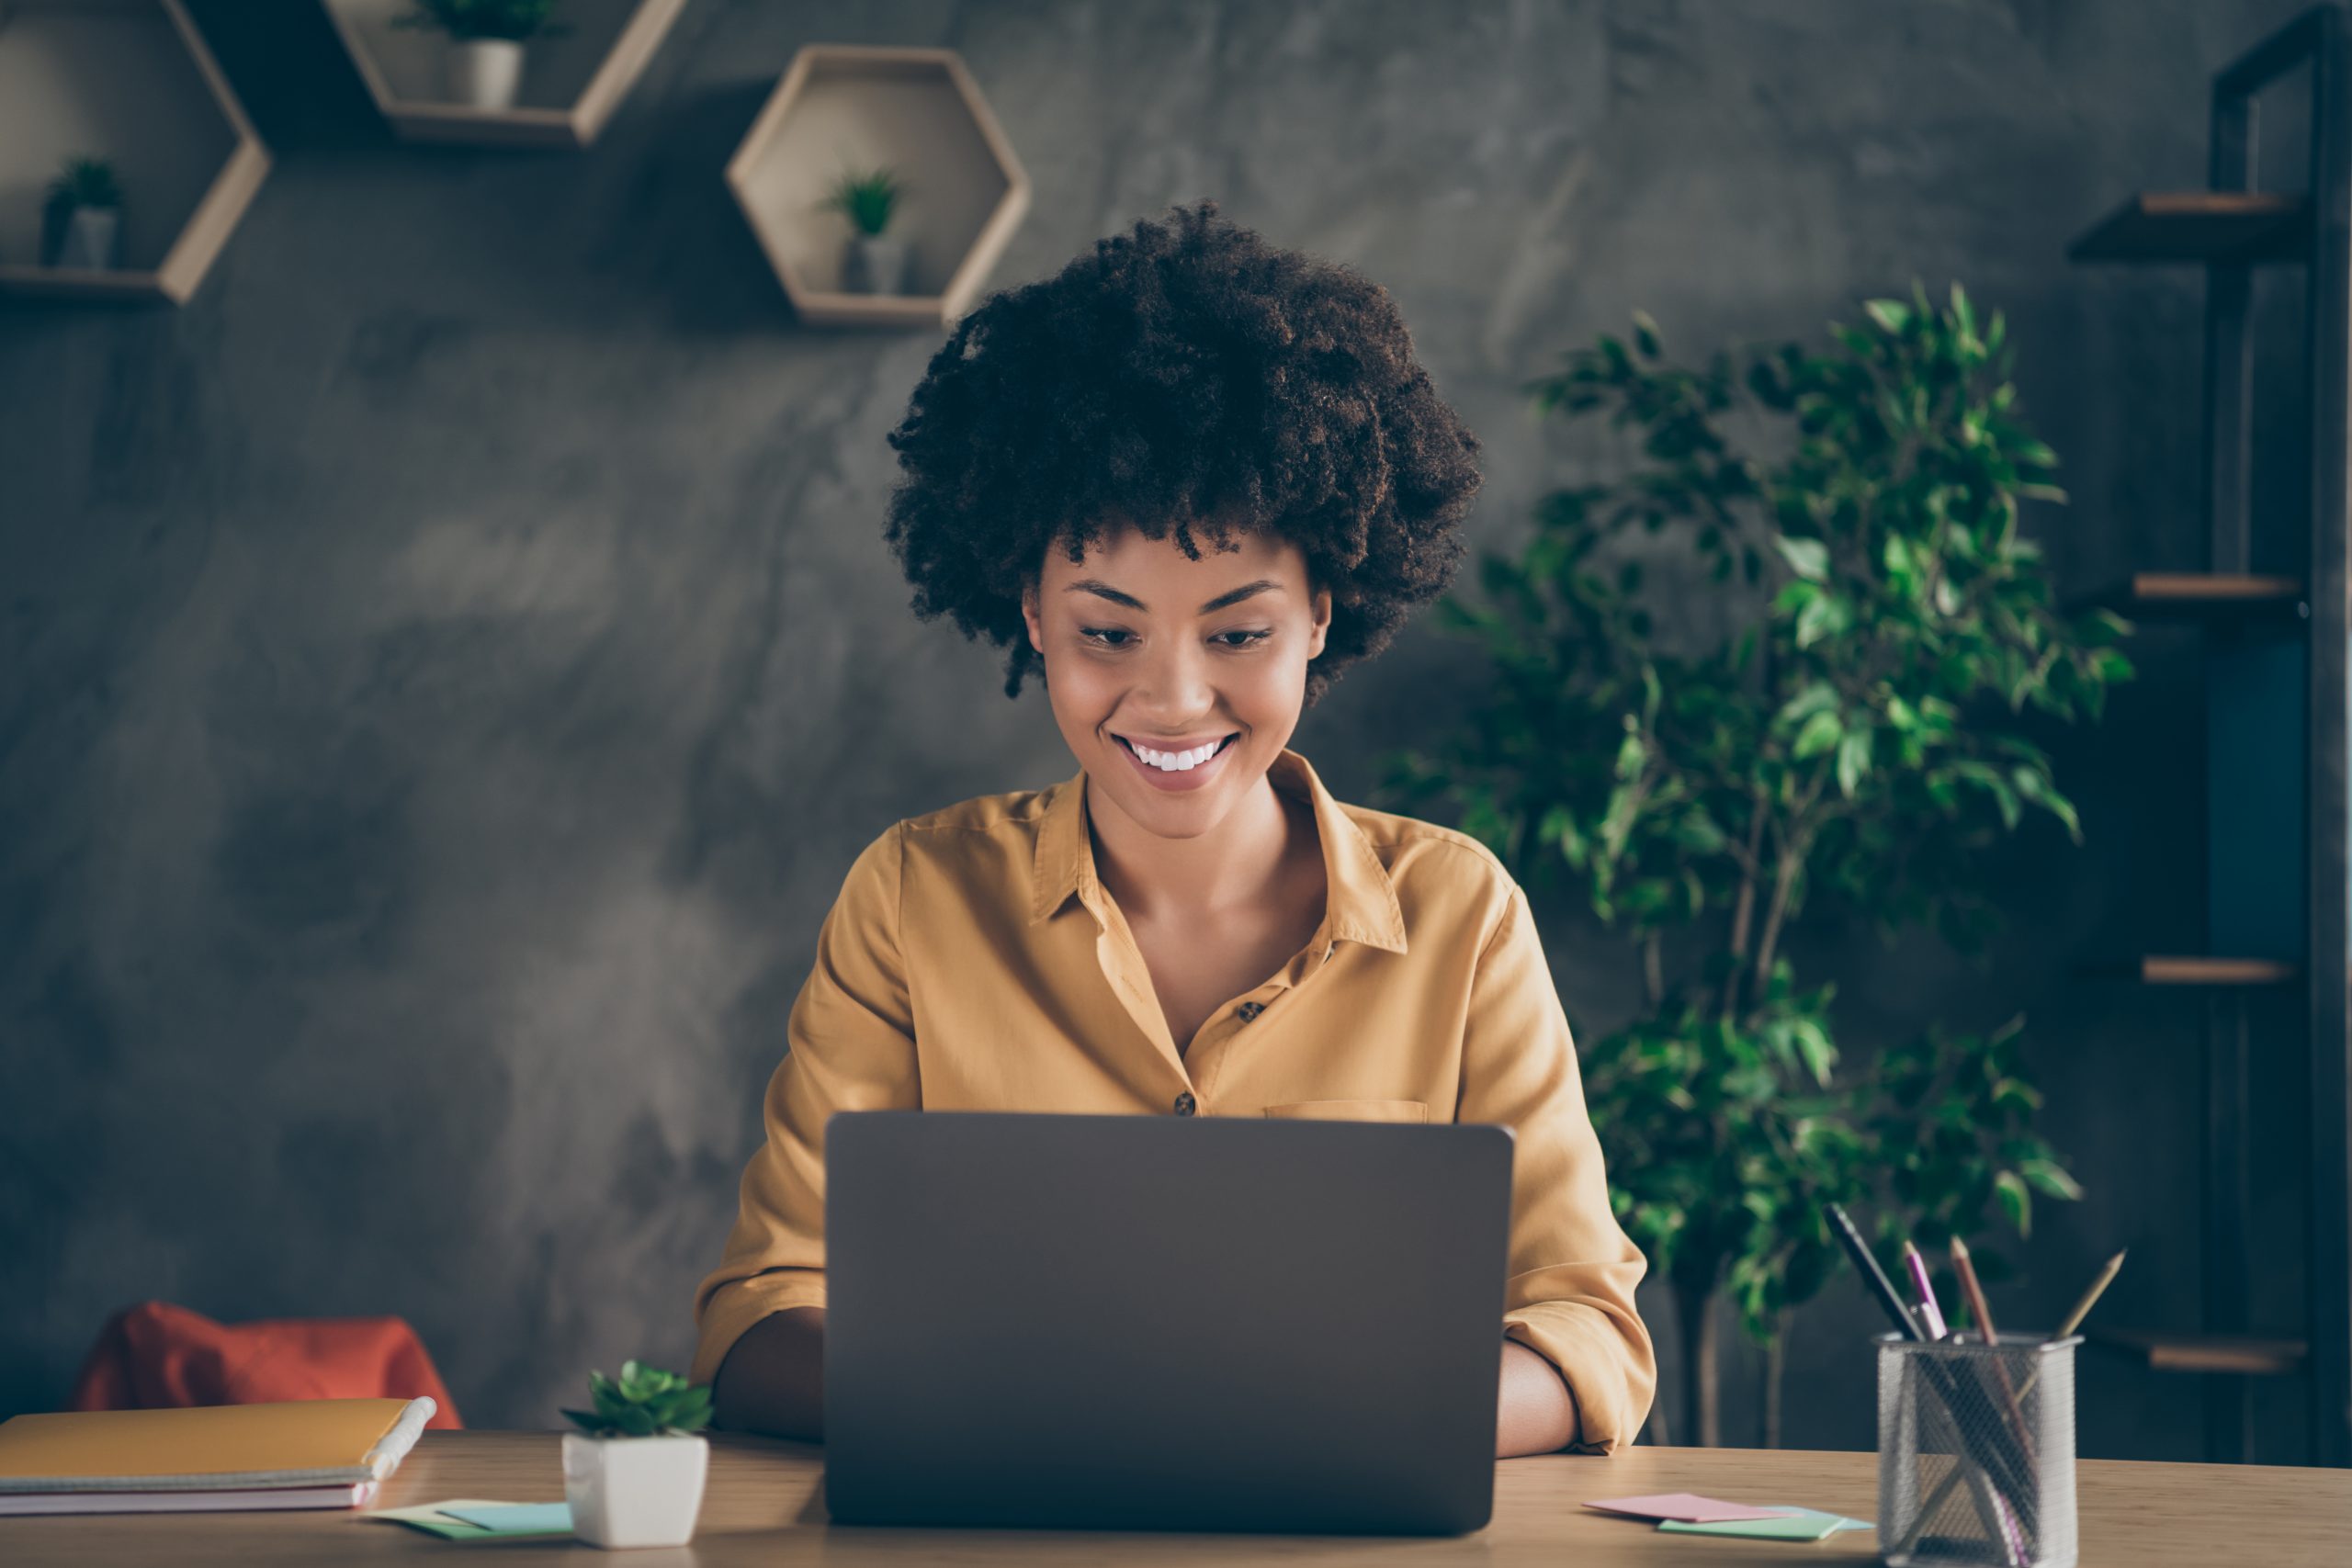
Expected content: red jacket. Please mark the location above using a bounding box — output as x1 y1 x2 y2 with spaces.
70 1301 463 1427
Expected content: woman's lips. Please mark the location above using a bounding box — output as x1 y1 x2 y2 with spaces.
1113 732 1238 793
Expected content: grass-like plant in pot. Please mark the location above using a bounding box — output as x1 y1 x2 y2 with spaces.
560 1359 713 1549
818 164 911 296
396 0 571 110
44 156 122 271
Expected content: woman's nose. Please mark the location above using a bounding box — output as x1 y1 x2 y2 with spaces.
1133 635 1215 718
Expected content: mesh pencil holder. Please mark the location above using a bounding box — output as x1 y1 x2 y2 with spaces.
1875 1332 2078 1568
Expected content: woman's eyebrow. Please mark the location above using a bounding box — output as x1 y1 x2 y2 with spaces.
1064 578 1284 613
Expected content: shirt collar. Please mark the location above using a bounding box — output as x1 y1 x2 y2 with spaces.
1029 745 1408 954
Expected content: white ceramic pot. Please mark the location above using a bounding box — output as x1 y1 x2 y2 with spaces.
60 206 120 271
447 38 525 109
843 234 910 296
560 1432 708 1549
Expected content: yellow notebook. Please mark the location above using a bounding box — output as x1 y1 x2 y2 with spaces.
0 1397 435 1494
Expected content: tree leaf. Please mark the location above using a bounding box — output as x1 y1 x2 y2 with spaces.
1994 1169 2031 1236
1836 727 1873 799
1775 536 1830 581
1633 310 1664 359
1864 299 1911 335
2020 1157 2083 1201
1792 708 1843 760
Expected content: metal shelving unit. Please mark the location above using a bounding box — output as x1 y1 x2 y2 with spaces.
2068 3 2352 1467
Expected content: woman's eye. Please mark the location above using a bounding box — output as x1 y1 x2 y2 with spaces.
1080 626 1134 648
1214 629 1273 649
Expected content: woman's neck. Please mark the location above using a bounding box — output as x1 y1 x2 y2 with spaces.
1086 770 1312 924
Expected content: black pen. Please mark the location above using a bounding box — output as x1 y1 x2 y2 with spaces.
1827 1202 1923 1341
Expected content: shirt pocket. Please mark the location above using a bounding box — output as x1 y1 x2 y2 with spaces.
1261 1099 1430 1123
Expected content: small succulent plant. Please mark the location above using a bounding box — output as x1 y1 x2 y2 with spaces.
47 156 121 212
818 164 905 237
560 1359 713 1438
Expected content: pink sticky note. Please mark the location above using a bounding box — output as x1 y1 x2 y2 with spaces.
1584 1493 1797 1524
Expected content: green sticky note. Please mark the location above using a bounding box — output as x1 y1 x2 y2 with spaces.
443 1502 573 1534
384 1517 502 1541
1758 1504 1871 1533
1659 1510 1845 1540
368 1497 572 1541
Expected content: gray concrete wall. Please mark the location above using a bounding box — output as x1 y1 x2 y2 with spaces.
0 0 2320 1459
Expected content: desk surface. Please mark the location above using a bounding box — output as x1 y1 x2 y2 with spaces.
3 1430 2346 1566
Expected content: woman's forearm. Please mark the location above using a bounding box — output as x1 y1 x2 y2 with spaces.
713 1308 1573 1454
711 1305 827 1439
1496 1337 1580 1457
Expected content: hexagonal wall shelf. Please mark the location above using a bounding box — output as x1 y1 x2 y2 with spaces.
728 44 1030 329
0 0 268 304
322 0 686 149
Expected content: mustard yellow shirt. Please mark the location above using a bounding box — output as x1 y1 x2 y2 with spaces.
691 747 1657 1451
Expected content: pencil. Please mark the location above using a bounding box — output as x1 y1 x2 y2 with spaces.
2056 1250 2126 1339
2018 1249 2126 1401
1951 1236 2038 1457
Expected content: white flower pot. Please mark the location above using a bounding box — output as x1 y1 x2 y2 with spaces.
447 38 526 110
60 206 120 271
560 1432 707 1549
842 234 910 296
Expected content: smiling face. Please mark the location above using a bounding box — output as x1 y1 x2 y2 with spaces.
1022 523 1333 840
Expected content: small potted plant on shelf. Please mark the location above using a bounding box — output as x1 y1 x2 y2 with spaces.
396 0 570 111
819 164 911 296
559 1359 712 1550
43 156 122 271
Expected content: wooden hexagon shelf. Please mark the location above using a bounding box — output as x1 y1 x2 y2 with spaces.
728 44 1031 329
322 0 686 149
0 0 268 304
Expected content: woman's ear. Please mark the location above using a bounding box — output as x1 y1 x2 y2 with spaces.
1306 586 1333 660
1022 580 1046 656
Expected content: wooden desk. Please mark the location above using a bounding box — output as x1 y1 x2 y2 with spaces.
3 1430 2346 1566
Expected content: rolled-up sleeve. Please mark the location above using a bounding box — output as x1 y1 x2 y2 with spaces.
1456 883 1657 1453
689 822 919 1389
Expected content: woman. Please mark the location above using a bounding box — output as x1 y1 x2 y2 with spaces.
691 200 1655 1458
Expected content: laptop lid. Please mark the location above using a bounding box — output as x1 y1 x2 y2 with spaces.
823 1111 1513 1535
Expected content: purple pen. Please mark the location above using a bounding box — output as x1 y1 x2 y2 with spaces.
1903 1244 1950 1338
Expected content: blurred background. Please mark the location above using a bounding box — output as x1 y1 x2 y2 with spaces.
1 0 2339 1467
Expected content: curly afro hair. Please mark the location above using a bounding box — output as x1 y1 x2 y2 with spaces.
882 198 1482 705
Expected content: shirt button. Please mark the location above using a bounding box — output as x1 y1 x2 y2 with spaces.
1173 1092 1197 1117
1237 1001 1264 1022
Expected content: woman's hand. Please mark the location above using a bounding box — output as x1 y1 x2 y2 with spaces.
1495 1337 1580 1457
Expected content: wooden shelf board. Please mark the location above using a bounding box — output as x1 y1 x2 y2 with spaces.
322 0 685 151
2075 955 2301 986
2068 191 2309 264
0 262 170 299
2077 572 2308 621
2088 1328 2308 1375
370 103 578 151
786 289 973 330
727 43 1031 330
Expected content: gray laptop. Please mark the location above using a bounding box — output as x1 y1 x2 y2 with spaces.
822 1110 1514 1535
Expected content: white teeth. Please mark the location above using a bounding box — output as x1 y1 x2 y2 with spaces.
1128 738 1226 772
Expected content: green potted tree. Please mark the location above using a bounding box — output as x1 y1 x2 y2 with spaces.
396 0 568 111
1391 285 2127 1446
560 1359 712 1549
43 156 122 271
819 164 910 296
